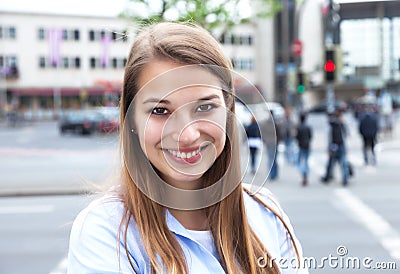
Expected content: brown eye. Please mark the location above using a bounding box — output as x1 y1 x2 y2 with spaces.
197 103 216 112
151 107 169 115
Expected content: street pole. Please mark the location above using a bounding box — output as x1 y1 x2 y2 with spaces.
324 0 340 115
326 83 335 114
294 0 307 113
0 73 6 119
281 0 290 108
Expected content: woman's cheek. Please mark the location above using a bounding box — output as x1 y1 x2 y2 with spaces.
143 120 163 144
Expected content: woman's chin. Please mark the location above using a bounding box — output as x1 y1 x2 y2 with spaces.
163 172 204 190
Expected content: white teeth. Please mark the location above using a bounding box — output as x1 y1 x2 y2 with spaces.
167 148 200 159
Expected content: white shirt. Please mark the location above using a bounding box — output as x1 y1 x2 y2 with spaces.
186 229 218 259
67 187 308 273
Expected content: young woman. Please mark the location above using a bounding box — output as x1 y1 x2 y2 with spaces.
67 22 307 274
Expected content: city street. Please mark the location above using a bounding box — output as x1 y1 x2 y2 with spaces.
2 0 400 273
0 112 399 273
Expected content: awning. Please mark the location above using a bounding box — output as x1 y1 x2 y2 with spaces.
10 87 121 96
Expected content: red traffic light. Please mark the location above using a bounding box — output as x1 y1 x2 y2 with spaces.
324 60 335 72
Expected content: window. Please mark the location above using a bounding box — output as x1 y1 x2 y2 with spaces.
39 57 46 68
221 34 232 45
234 35 241 45
38 28 45 40
0 56 4 67
62 57 69 68
90 57 96 68
100 30 105 39
89 30 95 41
230 35 235 45
74 57 80 68
74 30 79 41
0 27 3 39
111 30 128 42
122 30 128 42
8 27 16 39
62 29 68 40
247 59 254 70
8 56 17 67
247 35 253 45
239 36 244 45
122 58 127 68
112 58 118 68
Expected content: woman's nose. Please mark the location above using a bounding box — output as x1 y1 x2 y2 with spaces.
171 121 201 145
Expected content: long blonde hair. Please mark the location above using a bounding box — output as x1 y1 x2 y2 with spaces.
119 22 299 273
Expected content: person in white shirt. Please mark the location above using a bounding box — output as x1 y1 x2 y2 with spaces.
67 22 308 274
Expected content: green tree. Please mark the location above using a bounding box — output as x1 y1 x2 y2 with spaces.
121 0 281 35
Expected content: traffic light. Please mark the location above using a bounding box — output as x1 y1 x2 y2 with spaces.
324 49 336 82
297 72 306 93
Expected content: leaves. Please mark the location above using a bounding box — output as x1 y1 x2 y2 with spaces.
122 0 281 32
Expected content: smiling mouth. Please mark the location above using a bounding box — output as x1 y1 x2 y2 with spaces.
164 146 205 164
166 148 200 159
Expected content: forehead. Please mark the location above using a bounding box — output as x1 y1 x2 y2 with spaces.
136 61 224 103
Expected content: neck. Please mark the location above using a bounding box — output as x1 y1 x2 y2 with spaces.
169 208 209 231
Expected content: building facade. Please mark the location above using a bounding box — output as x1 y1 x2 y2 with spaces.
0 11 265 120
0 12 140 119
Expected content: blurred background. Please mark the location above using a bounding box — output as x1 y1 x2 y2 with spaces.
0 0 399 273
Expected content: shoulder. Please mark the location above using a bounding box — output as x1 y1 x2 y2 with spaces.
242 185 283 217
242 185 308 273
71 194 125 236
67 193 146 273
242 186 288 252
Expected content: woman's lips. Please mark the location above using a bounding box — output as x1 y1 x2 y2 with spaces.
164 146 206 164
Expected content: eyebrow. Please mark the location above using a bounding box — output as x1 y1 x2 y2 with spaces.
143 94 221 104
143 98 171 104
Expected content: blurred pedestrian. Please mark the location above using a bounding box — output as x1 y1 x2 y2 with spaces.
321 110 350 186
245 115 262 174
295 112 312 186
283 107 297 164
359 107 378 165
378 90 393 138
261 110 282 180
67 22 306 274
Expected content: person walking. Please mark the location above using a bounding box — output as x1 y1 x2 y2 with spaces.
321 110 349 186
261 110 282 181
359 107 378 165
245 116 262 174
283 107 296 164
295 112 312 186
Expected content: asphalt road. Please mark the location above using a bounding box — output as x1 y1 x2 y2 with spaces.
0 195 91 274
0 113 399 273
0 122 120 195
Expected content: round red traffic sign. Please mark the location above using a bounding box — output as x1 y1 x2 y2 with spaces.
292 39 302 56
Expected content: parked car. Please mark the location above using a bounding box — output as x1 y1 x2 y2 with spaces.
308 100 348 113
234 101 284 126
235 101 252 127
59 110 103 135
95 107 120 133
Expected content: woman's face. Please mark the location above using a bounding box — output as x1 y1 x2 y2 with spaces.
133 61 227 189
